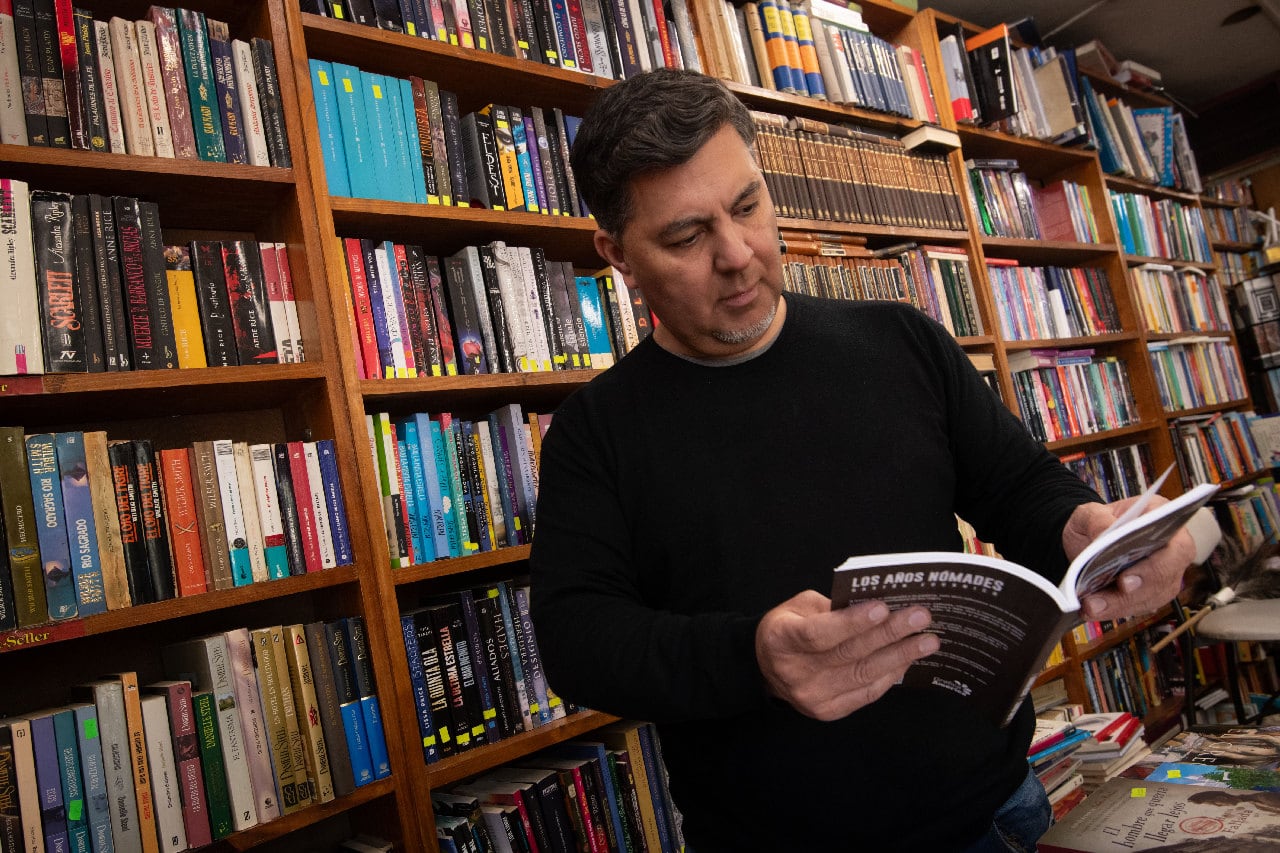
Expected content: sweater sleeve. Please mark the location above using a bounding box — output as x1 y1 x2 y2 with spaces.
529 393 771 724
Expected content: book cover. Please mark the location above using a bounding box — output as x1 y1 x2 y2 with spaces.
249 626 302 814
221 627 279 824
91 18 123 152
190 691 232 840
138 693 188 852
32 0 68 147
133 19 175 158
176 8 223 161
303 620 356 797
25 432 77 620
120 198 174 369
282 624 335 803
205 18 246 164
31 190 86 373
323 619 375 787
220 239 279 365
231 38 268 167
146 6 196 159
131 439 176 601
831 474 1219 726
53 431 105 616
163 244 208 369
12 0 45 145
249 37 289 167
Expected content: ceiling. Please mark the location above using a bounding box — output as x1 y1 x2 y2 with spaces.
920 0 1280 112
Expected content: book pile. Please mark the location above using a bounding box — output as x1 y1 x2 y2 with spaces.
0 5 289 164
341 238 651 381
1133 724 1280 775
0 617 389 853
0 427 354 630
0 180 305 378
1028 717 1088 819
1071 711 1151 792
434 721 685 853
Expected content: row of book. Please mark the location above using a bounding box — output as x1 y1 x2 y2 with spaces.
1206 178 1256 207
400 579 572 763
751 111 967 230
1027 713 1089 821
1147 337 1248 412
1204 204 1258 246
1007 349 1139 444
1110 190 1214 263
1060 441 1156 504
431 720 685 853
368 406 540 567
1209 478 1280 558
1218 249 1269 286
0 617 390 853
310 60 586 216
1081 81 1201 193
0 179 306 377
0 4 290 166
985 261 1121 341
778 239 984 338
1081 628 1179 720
0 426 353 631
305 0 700 83
966 161 1101 244
341 238 653 381
1170 410 1268 488
1133 265 1230 335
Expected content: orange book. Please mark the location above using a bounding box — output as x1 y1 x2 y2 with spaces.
159 447 208 596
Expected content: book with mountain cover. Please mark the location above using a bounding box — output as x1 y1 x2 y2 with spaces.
831 469 1218 726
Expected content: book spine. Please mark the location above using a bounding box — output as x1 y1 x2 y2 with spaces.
286 441 324 573
31 713 70 853
283 624 336 802
271 442 307 576
136 200 178 368
189 239 238 367
31 190 85 373
177 8 224 161
303 620 356 797
91 19 123 152
132 438 176 601
70 8 104 151
53 431 106 616
133 19 175 157
13 1 46 145
250 626 302 814
231 440 268 583
221 239 279 364
205 18 245 164
147 6 196 159
86 194 127 371
188 441 231 591
164 243 208 368
233 39 269 166
0 178 43 376
190 691 232 840
32 0 68 147
399 610 443 764
25 433 77 620
211 438 252 586
148 683 211 849
106 439 152 605
250 37 289 167
222 626 281 823
302 441 336 569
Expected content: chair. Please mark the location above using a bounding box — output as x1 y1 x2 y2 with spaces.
1191 599 1280 725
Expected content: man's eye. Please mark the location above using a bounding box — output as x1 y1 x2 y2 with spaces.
736 202 758 216
670 233 699 248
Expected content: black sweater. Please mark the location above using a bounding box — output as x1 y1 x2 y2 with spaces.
530 293 1100 850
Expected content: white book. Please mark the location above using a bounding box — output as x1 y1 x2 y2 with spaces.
626 0 653 70
140 694 188 852
211 439 253 586
94 20 127 154
668 0 701 73
272 243 304 362
457 246 500 370
221 627 281 824
257 243 293 364
372 243 410 378
0 716 46 853
232 441 269 583
489 242 536 372
610 270 641 354
161 635 260 832
134 19 175 158
83 680 143 853
476 419 507 546
249 443 289 579
303 441 336 569
515 246 554 371
108 17 155 157
231 39 269 166
494 403 537 529
577 0 616 79
0 7 25 144
0 178 42 375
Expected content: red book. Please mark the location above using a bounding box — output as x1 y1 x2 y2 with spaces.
343 237 380 379
145 680 212 848
146 6 197 158
287 440 323 572
649 0 674 67
563 0 593 73
52 0 85 148
158 448 207 597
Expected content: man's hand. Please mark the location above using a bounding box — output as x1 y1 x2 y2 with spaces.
755 590 939 721
1062 499 1196 621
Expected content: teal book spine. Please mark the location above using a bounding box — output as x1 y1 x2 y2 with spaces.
397 77 427 204
428 419 463 557
396 420 433 563
52 709 90 853
380 75 415 204
509 108 540 213
574 276 614 366
309 60 351 197
330 62 376 199
359 71 395 201
338 701 374 786
359 695 390 780
70 704 113 853
54 431 106 616
411 414 449 558
177 8 226 161
25 433 77 620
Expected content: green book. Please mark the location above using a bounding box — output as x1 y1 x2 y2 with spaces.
192 691 233 840
177 8 226 161
0 426 46 627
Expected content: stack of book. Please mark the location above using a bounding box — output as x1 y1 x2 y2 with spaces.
0 180 305 378
0 616 388 853
1028 717 1089 819
0 5 289 164
0 426 354 631
1079 81 1202 192
1071 711 1151 792
1169 410 1266 487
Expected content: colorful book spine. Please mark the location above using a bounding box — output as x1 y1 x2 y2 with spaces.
191 691 233 840
177 7 225 161
25 432 77 620
53 431 106 616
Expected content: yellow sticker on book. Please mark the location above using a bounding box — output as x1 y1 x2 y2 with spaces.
318 69 329 86
1131 788 1147 798
372 84 382 99
343 78 353 93
1168 769 1181 778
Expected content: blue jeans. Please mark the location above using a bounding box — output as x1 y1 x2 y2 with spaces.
961 767 1054 853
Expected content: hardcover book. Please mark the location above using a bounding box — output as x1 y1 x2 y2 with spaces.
831 474 1218 726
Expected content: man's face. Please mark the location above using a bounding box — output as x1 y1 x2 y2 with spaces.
594 124 785 361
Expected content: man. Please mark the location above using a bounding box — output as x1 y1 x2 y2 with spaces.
529 69 1194 851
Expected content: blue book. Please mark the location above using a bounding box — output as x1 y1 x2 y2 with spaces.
315 439 353 565
52 709 90 853
427 419 462 557
548 0 579 69
309 60 351 197
338 701 375 787
519 114 548 214
441 417 476 555
53 432 105 617
358 239 396 377
395 436 422 563
396 420 434 563
490 581 530 729
25 434 77 621
359 71 396 201
206 20 248 164
635 723 675 853
1026 728 1090 765
330 62 377 199
1080 76 1122 174
399 612 441 763
69 703 114 853
574 277 615 369
380 74 415 204
411 414 449 558
30 712 70 853
543 741 625 849
561 114 587 216
359 696 391 780
508 110 540 214
378 239 415 378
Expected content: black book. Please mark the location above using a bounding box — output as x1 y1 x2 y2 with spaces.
492 766 577 853
442 253 488 375
459 110 505 210
412 607 458 758
389 242 426 372
397 0 428 37
406 77 440 201
529 248 566 367
466 0 493 53
427 600 482 752
137 201 179 369
189 240 238 367
72 7 106 151
131 438 175 601
438 89 471 213
221 239 279 364
965 24 1017 124
598 273 626 360
206 19 247 165
544 257 583 369
13 0 46 145
371 0 405 31
526 107 562 216
112 196 156 368
404 244 444 376
344 0 378 26
69 194 104 372
483 0 515 56
470 587 520 738
527 0 559 67
541 107 575 216
250 37 291 167
477 244 517 372
508 0 544 64
460 420 494 553
323 617 360 705
425 255 459 375
272 442 307 576
87 194 129 370
303 620 356 797
106 439 154 604
299 0 330 13
0 510 14 632
30 0 67 147
452 588 497 742
346 614 379 699
31 190 85 372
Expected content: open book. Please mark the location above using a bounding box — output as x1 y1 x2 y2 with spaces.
830 472 1218 726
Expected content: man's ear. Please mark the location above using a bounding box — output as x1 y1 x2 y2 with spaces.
594 229 630 277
